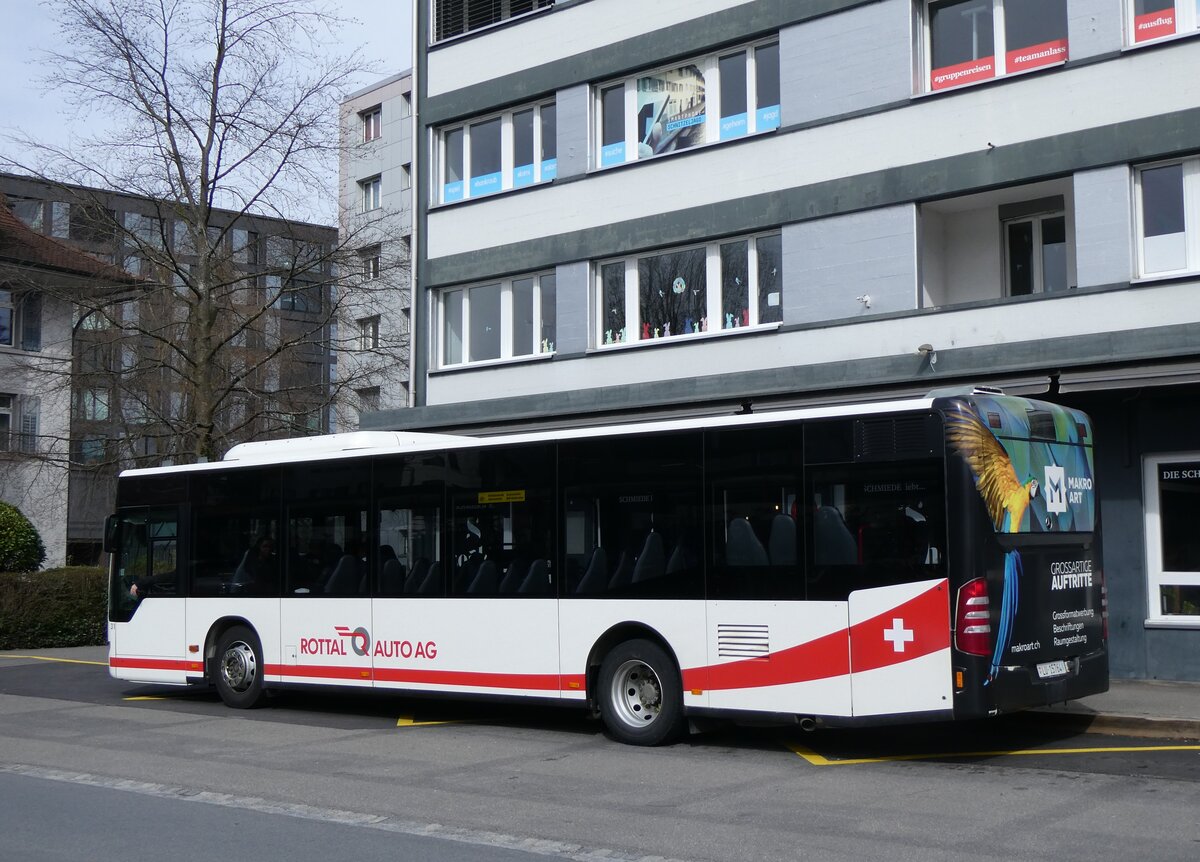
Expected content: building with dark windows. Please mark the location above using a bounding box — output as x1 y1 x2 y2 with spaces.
1 173 338 565
363 1 1200 682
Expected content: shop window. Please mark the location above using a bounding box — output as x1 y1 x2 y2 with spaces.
1144 455 1200 624
436 271 556 367
925 0 1067 92
1004 212 1067 295
596 232 782 347
436 100 556 203
1129 1 1200 44
1136 158 1200 277
596 39 779 168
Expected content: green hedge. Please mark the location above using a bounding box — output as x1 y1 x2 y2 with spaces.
0 566 108 650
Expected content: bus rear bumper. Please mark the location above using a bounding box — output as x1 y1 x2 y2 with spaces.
986 647 1109 714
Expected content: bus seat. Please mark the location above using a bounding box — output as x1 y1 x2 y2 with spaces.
380 558 405 595
468 559 500 594
404 558 430 594
632 531 665 582
608 550 634 588
814 506 857 565
727 518 768 566
768 514 797 566
519 558 550 594
419 561 442 594
455 553 482 592
665 543 688 575
575 547 609 594
498 557 530 593
324 554 360 595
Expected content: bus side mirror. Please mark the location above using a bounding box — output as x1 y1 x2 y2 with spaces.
103 514 119 554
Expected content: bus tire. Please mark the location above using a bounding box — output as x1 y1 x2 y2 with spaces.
598 639 684 746
214 625 267 709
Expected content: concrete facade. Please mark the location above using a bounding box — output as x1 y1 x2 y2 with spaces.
378 0 1200 680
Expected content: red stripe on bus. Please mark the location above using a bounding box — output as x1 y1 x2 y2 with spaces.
683 628 851 692
110 657 202 672
849 581 950 674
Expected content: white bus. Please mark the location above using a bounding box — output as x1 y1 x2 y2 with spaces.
106 388 1108 745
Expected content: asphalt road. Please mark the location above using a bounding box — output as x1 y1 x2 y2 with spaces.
2 653 1199 862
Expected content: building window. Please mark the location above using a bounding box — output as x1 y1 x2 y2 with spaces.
925 0 1068 92
436 271 556 367
7 197 44 231
595 40 779 169
1003 211 1068 295
0 395 38 454
277 281 322 313
433 0 554 43
401 163 412 191
362 107 382 142
231 228 258 264
1130 1 1200 44
357 316 380 350
77 435 107 465
596 233 782 346
1136 157 1200 277
78 388 110 421
0 395 11 451
360 176 382 212
436 100 556 204
361 247 381 280
1144 454 1200 624
0 289 12 346
401 93 412 119
356 387 381 419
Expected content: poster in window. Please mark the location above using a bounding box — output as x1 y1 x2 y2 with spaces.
930 55 995 90
636 64 706 158
1134 1 1177 42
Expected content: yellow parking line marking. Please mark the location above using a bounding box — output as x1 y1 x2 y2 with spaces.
124 696 168 701
0 654 108 667
786 741 1200 766
396 715 461 727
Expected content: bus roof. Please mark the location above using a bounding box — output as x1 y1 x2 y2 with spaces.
118 394 948 478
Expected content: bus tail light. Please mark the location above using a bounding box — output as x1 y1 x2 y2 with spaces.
955 577 991 656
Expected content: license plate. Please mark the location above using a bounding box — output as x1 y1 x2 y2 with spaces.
1036 660 1069 679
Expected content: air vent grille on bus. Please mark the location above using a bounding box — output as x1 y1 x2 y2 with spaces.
717 624 770 659
855 415 937 459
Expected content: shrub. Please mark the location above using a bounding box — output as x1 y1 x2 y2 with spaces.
0 502 46 573
0 566 107 650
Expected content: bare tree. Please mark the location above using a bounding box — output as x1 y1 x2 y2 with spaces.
3 0 407 468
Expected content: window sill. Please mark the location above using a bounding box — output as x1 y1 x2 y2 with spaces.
589 321 780 354
432 350 555 374
1122 27 1200 54
1144 618 1200 630
1130 270 1200 286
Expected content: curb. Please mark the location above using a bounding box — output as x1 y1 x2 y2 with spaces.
1027 709 1200 741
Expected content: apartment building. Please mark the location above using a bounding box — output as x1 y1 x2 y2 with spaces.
337 71 416 428
365 1 1200 681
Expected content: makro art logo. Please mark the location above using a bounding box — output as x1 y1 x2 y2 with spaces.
301 626 437 660
1044 465 1068 514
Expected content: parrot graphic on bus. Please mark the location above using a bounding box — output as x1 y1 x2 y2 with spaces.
946 405 1041 683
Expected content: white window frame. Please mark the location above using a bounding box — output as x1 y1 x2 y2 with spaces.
1134 157 1200 278
0 394 11 451
362 107 382 142
1001 209 1070 296
593 38 780 170
593 232 783 349
1143 452 1200 627
1127 0 1200 45
434 271 556 368
435 100 556 204
922 0 1070 93
361 247 381 281
357 316 380 350
360 176 382 212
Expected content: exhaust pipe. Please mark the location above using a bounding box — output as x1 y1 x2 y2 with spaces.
798 717 817 732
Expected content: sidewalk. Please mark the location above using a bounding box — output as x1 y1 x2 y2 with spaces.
1032 678 1200 740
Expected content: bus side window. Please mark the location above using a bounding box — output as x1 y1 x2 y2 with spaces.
806 463 945 600
190 468 281 598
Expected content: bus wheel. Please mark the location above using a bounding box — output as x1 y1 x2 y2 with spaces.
214 625 267 709
598 639 684 746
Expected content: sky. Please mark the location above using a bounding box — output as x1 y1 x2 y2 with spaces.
0 0 414 222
